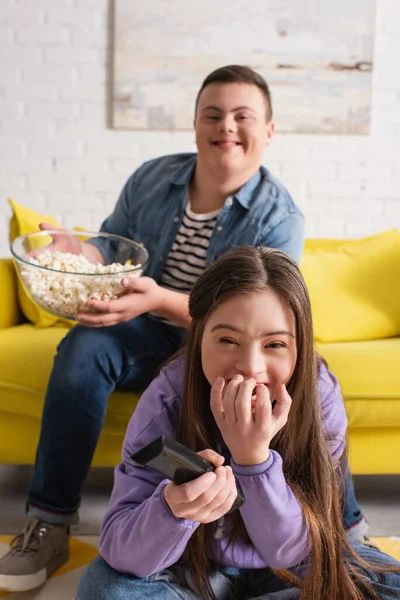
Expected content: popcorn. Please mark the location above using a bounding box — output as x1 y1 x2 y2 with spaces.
19 251 143 318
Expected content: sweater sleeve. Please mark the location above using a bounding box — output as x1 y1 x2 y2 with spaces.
318 361 348 465
232 451 308 569
99 359 200 577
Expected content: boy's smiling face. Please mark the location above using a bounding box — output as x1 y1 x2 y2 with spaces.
194 82 274 177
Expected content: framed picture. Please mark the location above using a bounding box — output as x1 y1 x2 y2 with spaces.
112 0 375 134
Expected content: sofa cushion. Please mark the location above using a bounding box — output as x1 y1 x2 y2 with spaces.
0 324 141 425
8 198 75 329
301 229 400 343
317 338 400 428
0 258 21 329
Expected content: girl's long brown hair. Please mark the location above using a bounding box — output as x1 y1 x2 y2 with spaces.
174 246 396 600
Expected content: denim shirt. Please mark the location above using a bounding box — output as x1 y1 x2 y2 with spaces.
92 153 304 278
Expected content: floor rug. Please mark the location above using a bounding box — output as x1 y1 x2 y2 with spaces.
0 536 399 599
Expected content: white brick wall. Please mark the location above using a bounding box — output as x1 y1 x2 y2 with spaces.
1 0 400 257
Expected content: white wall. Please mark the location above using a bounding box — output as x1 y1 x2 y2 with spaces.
1 0 400 257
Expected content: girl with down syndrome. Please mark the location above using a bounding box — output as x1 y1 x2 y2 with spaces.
77 246 400 600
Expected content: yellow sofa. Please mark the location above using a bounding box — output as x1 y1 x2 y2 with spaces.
1 237 400 474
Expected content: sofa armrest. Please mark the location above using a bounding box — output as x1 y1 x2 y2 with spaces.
0 258 23 328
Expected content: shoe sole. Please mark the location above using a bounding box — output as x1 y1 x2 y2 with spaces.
0 549 69 592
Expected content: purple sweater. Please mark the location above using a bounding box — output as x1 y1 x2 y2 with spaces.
99 354 347 577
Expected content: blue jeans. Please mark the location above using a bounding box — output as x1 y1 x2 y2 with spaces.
76 543 400 599
27 315 186 524
340 455 369 541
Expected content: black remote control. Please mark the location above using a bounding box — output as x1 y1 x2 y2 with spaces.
131 435 245 512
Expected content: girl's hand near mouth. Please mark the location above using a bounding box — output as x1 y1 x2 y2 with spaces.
210 374 292 466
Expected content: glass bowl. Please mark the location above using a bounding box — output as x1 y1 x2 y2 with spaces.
10 230 149 319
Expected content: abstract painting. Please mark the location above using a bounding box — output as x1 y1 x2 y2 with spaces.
112 0 375 134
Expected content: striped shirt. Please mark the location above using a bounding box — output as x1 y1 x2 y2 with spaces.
149 199 221 325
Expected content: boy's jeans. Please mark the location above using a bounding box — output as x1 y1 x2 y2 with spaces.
27 316 185 523
26 316 366 539
340 457 369 540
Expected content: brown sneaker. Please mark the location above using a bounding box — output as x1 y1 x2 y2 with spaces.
0 518 69 592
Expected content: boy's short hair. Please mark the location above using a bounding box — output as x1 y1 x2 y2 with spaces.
195 64 273 122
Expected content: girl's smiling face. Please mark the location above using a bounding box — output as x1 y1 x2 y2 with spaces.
201 290 297 403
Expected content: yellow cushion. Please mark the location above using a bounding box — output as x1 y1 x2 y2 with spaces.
8 198 76 328
0 324 141 466
303 238 347 252
0 324 141 421
0 259 21 329
346 428 400 474
317 338 400 428
301 229 400 342
0 323 141 419
8 198 60 243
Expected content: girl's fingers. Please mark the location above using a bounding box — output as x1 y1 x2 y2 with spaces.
173 471 217 505
173 467 227 515
234 378 255 425
164 472 217 519
166 465 239 523
222 375 243 423
210 377 226 424
197 448 225 468
271 383 292 429
205 467 238 521
196 466 227 508
254 383 271 424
